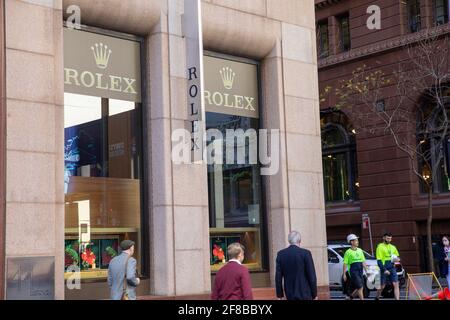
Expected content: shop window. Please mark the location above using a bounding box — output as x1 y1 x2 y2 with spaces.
317 20 329 58
204 54 265 272
435 0 449 25
321 111 359 203
63 28 144 281
407 0 422 32
337 13 351 52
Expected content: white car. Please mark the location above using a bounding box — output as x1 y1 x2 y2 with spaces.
328 244 406 297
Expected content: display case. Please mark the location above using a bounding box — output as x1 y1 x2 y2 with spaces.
210 227 262 272
64 228 140 281
64 176 142 281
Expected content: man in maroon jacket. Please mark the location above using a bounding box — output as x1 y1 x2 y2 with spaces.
211 243 253 300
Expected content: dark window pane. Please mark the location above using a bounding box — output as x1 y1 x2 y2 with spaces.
322 153 350 202
338 14 351 52
435 0 449 25
438 156 450 192
321 112 358 203
352 150 360 200
322 126 347 148
408 0 422 32
317 21 329 58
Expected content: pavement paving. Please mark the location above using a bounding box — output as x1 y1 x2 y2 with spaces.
329 287 443 300
329 288 407 300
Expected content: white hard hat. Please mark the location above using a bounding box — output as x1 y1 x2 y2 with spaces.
347 234 359 243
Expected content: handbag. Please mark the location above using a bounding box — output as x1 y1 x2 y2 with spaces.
121 255 131 300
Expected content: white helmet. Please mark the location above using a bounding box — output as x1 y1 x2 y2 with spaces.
347 234 359 243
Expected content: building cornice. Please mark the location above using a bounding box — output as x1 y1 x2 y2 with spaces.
318 24 450 69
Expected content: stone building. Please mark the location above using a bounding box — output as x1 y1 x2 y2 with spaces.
316 0 450 274
0 0 328 299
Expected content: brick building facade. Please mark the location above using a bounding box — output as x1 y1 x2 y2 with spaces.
316 0 450 274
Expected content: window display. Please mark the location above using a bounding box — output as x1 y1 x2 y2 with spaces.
64 93 143 280
204 54 264 272
63 28 143 281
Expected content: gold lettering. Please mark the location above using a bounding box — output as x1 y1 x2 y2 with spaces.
80 71 95 88
64 67 141 99
244 97 255 111
204 90 212 105
123 78 137 94
64 68 80 86
95 73 109 90
212 92 223 106
204 90 257 114
109 76 122 92
235 95 244 109
223 93 234 108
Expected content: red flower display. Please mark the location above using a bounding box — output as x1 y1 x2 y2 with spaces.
81 248 96 265
213 245 225 261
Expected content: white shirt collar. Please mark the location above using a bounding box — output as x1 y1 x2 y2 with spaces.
229 259 242 265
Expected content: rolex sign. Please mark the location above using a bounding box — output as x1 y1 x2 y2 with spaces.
203 55 259 119
64 28 142 103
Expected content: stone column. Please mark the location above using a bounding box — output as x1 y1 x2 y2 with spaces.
147 0 211 296
264 0 329 299
4 0 65 299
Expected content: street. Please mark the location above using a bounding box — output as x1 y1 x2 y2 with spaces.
329 288 407 300
330 287 442 300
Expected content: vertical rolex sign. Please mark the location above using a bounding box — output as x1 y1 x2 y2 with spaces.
64 28 142 103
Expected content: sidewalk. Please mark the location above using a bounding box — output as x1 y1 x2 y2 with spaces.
138 287 331 300
138 288 277 300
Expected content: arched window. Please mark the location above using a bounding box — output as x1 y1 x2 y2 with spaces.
418 87 450 193
321 110 359 202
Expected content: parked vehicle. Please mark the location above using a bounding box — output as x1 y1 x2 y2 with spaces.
328 244 405 298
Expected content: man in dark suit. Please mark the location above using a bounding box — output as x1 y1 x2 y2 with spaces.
211 243 253 300
275 231 318 300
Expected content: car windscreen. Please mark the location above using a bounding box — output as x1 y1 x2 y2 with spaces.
332 247 376 260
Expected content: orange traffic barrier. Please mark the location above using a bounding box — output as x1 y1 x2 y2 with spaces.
425 288 450 300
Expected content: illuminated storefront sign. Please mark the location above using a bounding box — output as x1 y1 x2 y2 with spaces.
204 56 259 119
64 28 142 103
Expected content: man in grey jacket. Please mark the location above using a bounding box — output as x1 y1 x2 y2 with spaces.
107 240 140 300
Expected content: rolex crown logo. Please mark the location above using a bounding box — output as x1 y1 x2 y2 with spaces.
91 43 112 69
220 67 236 90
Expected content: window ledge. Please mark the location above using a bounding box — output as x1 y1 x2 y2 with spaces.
318 24 450 69
415 192 450 207
325 201 360 214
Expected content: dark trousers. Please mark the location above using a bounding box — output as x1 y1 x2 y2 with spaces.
342 271 353 296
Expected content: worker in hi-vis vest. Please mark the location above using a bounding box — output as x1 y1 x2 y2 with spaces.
375 232 400 300
342 234 368 300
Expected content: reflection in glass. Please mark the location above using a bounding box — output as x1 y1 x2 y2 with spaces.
321 111 359 202
64 93 143 280
206 112 263 272
323 153 349 202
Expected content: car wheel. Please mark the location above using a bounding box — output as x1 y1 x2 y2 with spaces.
399 277 406 288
